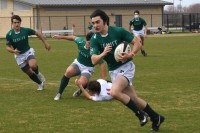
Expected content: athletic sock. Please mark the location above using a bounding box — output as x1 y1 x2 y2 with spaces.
29 73 41 84
143 104 159 119
126 99 143 115
33 66 39 75
58 75 70 94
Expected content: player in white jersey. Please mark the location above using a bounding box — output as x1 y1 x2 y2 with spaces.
75 79 112 101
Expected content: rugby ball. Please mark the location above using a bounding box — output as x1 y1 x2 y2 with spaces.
114 42 131 62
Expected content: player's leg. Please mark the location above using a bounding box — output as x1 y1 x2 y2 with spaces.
54 63 80 100
110 75 147 126
73 66 94 97
124 81 164 131
139 31 147 56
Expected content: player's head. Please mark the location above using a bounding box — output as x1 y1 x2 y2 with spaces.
90 9 109 33
134 10 140 15
134 10 140 19
87 80 101 95
11 15 21 30
85 32 94 49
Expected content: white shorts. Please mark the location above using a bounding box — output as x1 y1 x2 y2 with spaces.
72 59 94 76
109 61 135 86
14 48 35 68
132 29 145 37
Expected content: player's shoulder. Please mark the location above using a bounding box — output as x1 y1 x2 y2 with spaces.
6 29 14 38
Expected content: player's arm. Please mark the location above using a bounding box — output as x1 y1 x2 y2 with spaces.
91 45 112 65
144 26 148 37
128 25 132 33
130 36 142 56
98 61 107 80
35 31 51 51
6 45 20 55
52 35 76 41
75 79 93 100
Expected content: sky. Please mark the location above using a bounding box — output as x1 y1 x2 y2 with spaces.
165 0 200 7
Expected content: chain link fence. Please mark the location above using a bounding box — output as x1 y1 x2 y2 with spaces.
1 13 200 37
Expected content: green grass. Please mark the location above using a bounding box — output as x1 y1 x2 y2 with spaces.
0 34 200 133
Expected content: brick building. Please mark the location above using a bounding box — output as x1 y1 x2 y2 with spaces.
0 0 172 37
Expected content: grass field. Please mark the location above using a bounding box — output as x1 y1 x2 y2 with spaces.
0 34 200 133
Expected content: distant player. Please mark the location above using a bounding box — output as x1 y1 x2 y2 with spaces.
75 79 112 101
5 15 51 91
129 10 148 56
52 32 107 101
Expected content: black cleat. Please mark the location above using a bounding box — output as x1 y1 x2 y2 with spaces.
136 112 148 126
151 115 165 131
73 89 82 97
141 50 147 57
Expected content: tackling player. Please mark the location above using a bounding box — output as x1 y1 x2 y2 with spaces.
52 32 107 101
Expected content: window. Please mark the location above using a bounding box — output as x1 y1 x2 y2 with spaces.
1 0 7 10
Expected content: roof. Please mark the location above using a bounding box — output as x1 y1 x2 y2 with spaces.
15 0 173 7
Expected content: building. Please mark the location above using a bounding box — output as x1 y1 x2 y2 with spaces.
0 0 172 37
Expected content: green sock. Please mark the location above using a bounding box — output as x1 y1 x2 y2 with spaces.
58 75 70 94
143 104 159 119
29 73 41 84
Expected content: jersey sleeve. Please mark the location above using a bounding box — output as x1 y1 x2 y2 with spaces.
142 18 147 26
6 32 12 45
90 33 100 55
120 27 134 43
26 28 36 36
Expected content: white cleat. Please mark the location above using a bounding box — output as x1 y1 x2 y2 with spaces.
54 93 61 101
37 81 44 91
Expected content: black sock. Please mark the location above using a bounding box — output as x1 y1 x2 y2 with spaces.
143 104 159 119
58 75 70 94
126 99 142 115
33 66 39 75
29 73 41 84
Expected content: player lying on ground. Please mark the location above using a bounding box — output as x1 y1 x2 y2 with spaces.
75 79 112 101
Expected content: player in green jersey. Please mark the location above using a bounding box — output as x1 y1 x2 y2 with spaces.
52 32 107 101
90 9 164 131
5 15 51 91
129 10 148 56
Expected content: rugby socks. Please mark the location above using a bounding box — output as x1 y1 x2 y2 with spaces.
29 73 42 84
126 99 143 116
58 75 70 94
143 104 159 119
33 66 39 74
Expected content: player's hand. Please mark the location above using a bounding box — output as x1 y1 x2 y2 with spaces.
118 52 133 62
14 48 21 55
45 42 51 51
52 35 61 39
102 44 112 56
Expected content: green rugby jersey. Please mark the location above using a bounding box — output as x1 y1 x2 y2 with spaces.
6 27 36 54
129 17 147 31
74 37 94 67
90 26 134 71
88 24 93 30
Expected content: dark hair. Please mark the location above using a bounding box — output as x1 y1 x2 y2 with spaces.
87 80 101 95
134 10 140 14
11 15 21 23
90 9 109 26
86 32 94 41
